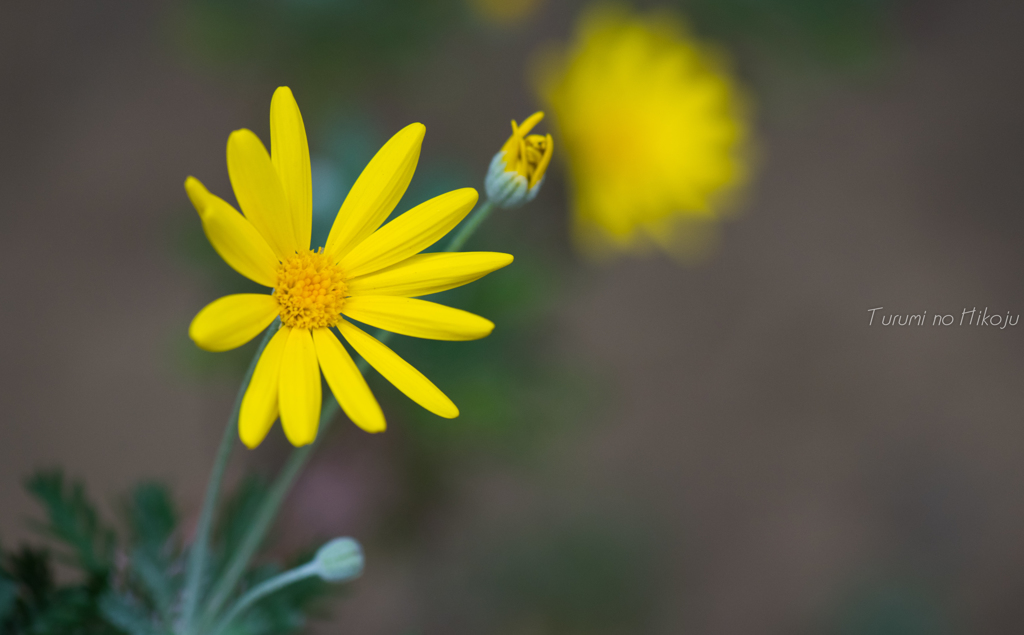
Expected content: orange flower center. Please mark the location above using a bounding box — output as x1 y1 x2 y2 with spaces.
274 249 348 330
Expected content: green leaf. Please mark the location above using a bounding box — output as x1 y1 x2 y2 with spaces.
0 575 17 622
128 483 177 554
125 483 179 617
98 592 164 635
24 470 114 576
129 548 175 620
212 476 269 580
7 546 53 605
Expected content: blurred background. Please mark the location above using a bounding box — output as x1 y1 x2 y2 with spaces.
4 0 1024 633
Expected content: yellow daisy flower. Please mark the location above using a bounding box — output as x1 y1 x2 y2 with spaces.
185 87 512 448
537 6 749 257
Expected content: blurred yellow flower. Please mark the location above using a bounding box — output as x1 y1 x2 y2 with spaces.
484 112 553 209
186 87 512 448
537 6 749 258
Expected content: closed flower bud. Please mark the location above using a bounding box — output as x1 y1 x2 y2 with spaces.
485 112 553 209
313 537 364 582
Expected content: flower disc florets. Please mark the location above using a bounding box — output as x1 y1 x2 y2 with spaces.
274 249 348 329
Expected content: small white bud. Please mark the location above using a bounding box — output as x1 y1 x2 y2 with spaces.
313 537 364 582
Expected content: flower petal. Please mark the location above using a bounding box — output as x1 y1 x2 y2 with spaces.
342 296 494 341
338 320 457 418
238 326 289 449
532 133 554 189
325 123 425 260
340 188 478 278
227 128 300 257
311 328 385 433
270 87 312 251
189 294 279 352
278 328 322 447
185 177 279 287
346 252 513 297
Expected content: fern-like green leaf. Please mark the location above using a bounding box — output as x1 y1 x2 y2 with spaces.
212 476 268 581
128 483 177 554
25 471 114 577
98 592 165 635
125 483 179 617
0 575 17 623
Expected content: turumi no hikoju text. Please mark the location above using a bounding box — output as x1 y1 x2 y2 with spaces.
867 307 1020 328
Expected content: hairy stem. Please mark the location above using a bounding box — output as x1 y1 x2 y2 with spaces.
180 320 280 634
209 561 319 635
444 199 496 253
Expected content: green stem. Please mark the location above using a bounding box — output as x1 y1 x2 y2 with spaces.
196 402 327 627
209 561 319 635
180 319 280 634
198 197 497 628
444 199 496 253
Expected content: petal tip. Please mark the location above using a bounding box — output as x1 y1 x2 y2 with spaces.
184 176 208 214
239 432 262 450
187 318 211 350
479 319 496 338
438 404 459 419
283 426 317 447
357 419 387 434
450 187 479 208
404 122 426 139
228 128 259 145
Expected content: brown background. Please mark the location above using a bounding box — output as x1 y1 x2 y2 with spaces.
3 0 1024 633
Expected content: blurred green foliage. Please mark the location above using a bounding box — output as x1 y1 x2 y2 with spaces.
172 0 464 96
830 579 949 635
680 0 906 69
1 472 334 635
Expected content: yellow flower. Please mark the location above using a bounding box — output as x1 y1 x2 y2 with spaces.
537 6 749 258
186 87 513 448
484 112 554 209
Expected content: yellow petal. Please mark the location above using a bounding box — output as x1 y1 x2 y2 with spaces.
278 328 322 447
325 123 425 260
189 294 279 352
227 128 300 258
238 326 289 449
270 87 312 250
340 188 478 278
531 134 554 189
185 177 279 287
311 328 386 433
343 296 494 341
338 320 457 418
346 252 513 297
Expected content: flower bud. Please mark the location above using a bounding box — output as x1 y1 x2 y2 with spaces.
313 537 364 582
484 112 554 209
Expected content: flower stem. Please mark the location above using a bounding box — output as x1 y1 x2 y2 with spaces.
444 199 496 253
209 561 319 635
198 197 497 627
196 408 328 626
180 319 280 635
